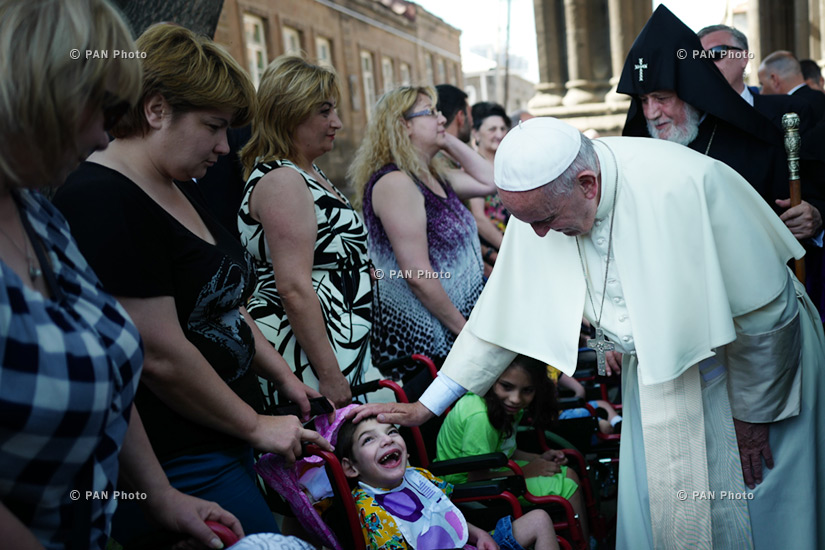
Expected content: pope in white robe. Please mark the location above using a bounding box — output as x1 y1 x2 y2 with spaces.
355 118 825 550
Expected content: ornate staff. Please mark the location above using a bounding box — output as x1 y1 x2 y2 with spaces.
782 112 806 283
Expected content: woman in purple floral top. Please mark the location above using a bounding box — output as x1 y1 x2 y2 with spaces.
349 86 495 366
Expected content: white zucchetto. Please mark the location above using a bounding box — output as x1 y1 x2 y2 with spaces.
494 117 582 192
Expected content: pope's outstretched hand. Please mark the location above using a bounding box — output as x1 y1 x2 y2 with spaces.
352 401 435 426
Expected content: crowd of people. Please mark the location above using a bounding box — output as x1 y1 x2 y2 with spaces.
1 1 824 549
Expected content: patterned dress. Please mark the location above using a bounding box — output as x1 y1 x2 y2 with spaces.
483 192 509 233
239 160 373 398
362 164 483 365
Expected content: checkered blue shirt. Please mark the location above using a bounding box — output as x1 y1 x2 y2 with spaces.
0 190 143 549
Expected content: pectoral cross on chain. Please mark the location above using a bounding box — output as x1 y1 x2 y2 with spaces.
635 58 648 82
587 327 615 376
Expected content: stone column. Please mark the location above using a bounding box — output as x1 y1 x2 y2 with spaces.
561 0 601 105
529 0 566 109
808 0 821 61
819 0 825 62
605 0 651 103
795 0 810 58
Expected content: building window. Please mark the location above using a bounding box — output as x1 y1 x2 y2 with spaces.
243 14 268 88
283 26 301 55
349 74 361 111
465 85 477 105
425 54 434 85
400 62 411 86
315 36 333 68
381 56 394 93
361 50 376 117
436 57 446 84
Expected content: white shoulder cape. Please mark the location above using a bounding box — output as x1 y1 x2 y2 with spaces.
443 137 803 389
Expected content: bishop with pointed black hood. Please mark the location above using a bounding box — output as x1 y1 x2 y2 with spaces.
617 5 825 229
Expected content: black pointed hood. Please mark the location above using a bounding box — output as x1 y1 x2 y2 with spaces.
617 5 779 145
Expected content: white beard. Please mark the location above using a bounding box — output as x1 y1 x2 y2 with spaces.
646 103 701 146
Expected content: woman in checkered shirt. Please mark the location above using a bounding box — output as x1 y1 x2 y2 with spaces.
0 1 244 548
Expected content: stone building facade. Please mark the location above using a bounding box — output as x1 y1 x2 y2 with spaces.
214 0 461 188
464 70 537 114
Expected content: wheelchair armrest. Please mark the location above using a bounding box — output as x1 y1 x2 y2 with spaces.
560 448 587 472
558 396 586 409
350 379 383 396
373 354 437 383
451 476 526 499
427 452 509 476
351 379 408 403
576 348 597 370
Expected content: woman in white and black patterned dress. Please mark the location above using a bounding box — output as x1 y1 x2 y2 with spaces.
239 55 376 408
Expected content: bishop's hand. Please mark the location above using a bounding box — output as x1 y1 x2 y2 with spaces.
776 198 822 240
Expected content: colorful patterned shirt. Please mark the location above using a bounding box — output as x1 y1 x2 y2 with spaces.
352 468 453 550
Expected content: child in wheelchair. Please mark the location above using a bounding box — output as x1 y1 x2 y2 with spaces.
436 355 591 544
336 415 559 550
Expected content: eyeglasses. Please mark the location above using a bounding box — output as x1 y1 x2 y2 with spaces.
102 91 130 132
404 107 440 120
704 44 743 61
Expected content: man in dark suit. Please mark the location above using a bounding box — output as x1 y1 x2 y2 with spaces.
759 51 825 123
801 59 825 93
698 25 824 172
696 25 757 103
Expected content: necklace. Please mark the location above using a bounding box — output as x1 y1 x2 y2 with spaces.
0 211 42 283
704 123 717 155
575 146 619 376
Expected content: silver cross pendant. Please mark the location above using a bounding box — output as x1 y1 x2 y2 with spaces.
587 327 615 376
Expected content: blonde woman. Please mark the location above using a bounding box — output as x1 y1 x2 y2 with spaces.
349 86 495 369
239 56 377 408
53 24 330 541
0 2 243 548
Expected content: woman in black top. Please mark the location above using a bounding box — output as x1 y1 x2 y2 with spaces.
54 23 331 541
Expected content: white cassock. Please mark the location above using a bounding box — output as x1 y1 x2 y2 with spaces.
438 137 825 549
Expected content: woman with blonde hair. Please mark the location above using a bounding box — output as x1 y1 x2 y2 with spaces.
239 55 378 408
349 86 495 369
53 24 331 542
0 2 243 549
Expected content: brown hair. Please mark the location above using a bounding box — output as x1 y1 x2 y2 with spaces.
111 23 255 139
334 415 373 465
484 355 559 439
